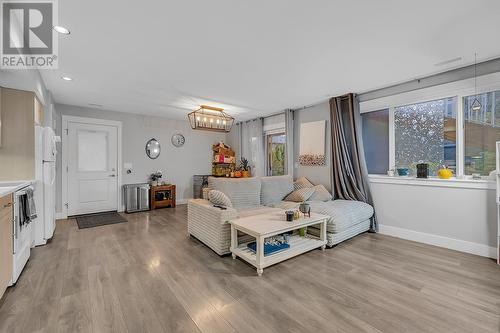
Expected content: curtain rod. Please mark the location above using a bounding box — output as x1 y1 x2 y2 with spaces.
291 93 357 112
291 98 330 112
236 110 287 125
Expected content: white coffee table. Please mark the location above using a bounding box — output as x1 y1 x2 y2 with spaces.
229 211 328 276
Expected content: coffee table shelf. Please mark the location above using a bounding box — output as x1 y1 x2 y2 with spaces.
230 211 328 276
232 235 325 269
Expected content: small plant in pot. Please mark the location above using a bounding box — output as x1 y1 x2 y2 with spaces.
150 170 163 186
240 158 251 177
298 201 311 236
299 201 310 216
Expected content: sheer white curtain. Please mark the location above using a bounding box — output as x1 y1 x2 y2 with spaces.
241 118 265 177
284 109 294 177
226 123 241 162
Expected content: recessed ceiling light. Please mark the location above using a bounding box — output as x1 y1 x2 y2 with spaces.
53 25 70 35
61 76 73 81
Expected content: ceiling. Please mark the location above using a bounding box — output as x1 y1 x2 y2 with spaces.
38 0 500 120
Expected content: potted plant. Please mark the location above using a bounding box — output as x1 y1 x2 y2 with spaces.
299 201 310 217
240 158 250 177
150 170 163 186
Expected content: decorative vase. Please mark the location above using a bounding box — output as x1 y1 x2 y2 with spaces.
437 166 453 179
416 163 428 178
397 168 409 176
299 202 310 217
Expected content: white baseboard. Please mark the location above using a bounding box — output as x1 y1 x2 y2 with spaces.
56 200 188 220
379 224 497 259
55 212 67 220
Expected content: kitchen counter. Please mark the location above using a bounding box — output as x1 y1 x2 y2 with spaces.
0 181 34 198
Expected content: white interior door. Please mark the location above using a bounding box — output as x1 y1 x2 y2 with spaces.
67 121 118 215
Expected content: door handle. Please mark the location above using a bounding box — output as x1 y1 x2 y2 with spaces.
109 174 116 177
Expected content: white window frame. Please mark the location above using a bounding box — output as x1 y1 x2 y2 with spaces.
360 71 500 181
264 128 286 176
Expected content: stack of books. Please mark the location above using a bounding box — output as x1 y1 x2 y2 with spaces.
247 238 290 256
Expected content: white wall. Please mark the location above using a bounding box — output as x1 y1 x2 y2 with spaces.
371 179 497 258
54 104 226 213
293 101 331 191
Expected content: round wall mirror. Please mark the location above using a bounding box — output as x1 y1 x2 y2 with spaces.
145 138 161 159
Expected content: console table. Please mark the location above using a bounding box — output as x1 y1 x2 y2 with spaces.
150 184 176 210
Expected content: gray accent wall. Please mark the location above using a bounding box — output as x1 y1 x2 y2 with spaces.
54 104 226 213
293 101 332 191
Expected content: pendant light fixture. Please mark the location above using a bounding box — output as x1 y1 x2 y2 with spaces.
470 53 482 113
188 105 234 133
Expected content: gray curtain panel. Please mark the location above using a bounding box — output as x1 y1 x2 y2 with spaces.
284 109 294 177
330 93 377 231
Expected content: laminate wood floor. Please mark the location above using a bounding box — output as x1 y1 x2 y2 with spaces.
1 205 499 333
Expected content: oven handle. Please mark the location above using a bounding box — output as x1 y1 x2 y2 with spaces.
12 184 34 243
13 201 18 241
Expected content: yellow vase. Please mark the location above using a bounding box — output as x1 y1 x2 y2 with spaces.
437 167 453 179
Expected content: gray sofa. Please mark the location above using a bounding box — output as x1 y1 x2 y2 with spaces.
187 175 373 255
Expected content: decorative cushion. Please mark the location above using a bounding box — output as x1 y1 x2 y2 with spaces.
208 177 261 210
293 177 314 190
202 187 211 200
208 190 233 208
266 201 300 210
307 200 374 232
284 188 315 202
309 185 333 202
237 206 282 218
260 175 293 206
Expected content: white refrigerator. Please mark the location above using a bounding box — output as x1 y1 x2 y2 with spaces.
33 126 58 246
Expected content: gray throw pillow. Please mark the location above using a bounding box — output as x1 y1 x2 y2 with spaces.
208 190 233 208
293 177 314 190
284 187 315 202
309 184 333 202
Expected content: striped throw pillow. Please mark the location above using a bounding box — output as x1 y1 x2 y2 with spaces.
208 190 233 208
309 185 333 202
284 187 315 202
293 177 314 190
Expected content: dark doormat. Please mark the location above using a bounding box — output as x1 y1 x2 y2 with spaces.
75 211 127 229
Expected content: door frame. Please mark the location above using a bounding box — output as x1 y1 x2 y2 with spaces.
61 115 123 218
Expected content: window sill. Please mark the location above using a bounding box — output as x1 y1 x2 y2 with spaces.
368 174 495 190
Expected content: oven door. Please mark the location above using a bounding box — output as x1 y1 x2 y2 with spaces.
12 186 33 254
